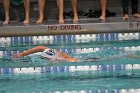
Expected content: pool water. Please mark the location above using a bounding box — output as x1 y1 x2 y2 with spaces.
0 33 140 93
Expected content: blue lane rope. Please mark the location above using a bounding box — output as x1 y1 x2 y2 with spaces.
28 89 140 93
0 33 139 45
0 64 140 74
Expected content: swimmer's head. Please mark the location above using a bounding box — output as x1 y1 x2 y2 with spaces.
45 49 55 56
42 49 56 60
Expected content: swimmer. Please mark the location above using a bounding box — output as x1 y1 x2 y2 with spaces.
12 46 107 64
12 46 77 62
12 46 140 64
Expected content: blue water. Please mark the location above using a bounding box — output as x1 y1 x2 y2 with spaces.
0 36 140 93
0 75 140 93
1 39 140 67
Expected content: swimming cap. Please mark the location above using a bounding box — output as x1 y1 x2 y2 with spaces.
42 49 56 60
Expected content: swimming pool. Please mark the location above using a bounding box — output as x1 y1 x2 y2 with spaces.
0 33 140 93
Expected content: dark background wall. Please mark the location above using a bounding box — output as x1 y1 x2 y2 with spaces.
0 0 140 21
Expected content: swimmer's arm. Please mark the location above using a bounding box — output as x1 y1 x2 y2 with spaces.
12 46 47 58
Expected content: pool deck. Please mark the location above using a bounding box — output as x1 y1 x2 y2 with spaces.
0 17 140 37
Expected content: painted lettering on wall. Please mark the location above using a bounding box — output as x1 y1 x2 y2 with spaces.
60 25 81 30
129 22 140 28
48 25 57 30
48 25 82 31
